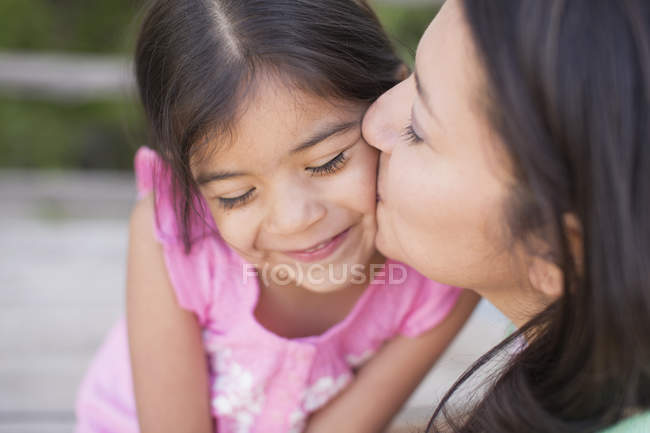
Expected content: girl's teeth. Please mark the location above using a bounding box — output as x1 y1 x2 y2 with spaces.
304 239 331 253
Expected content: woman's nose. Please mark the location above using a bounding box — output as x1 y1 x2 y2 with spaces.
362 78 411 155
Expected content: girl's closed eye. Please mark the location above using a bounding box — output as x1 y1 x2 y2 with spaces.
216 148 352 209
306 149 349 176
218 187 256 210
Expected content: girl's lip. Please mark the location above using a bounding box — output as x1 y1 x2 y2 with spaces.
284 227 352 262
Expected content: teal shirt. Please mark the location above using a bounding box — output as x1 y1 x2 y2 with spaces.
504 323 649 432
600 412 650 433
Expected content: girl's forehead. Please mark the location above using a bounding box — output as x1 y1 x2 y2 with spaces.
193 80 367 174
243 76 367 125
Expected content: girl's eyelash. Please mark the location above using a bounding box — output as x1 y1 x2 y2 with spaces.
218 188 256 210
307 151 348 176
216 150 349 209
402 122 424 144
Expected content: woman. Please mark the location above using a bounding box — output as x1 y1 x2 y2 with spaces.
363 0 650 432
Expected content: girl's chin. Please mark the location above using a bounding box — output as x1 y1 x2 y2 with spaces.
300 281 350 294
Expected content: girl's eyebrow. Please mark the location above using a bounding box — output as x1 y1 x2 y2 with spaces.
196 169 247 185
290 120 359 154
197 120 358 185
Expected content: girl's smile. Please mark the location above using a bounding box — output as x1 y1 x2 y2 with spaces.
282 225 352 263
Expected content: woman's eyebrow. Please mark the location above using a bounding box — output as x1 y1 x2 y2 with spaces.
414 71 434 116
290 120 358 154
414 68 443 127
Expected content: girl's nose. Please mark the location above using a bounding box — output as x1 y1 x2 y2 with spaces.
265 184 326 236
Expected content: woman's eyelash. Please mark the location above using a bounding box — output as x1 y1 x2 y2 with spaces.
218 188 256 210
402 122 424 144
307 151 348 176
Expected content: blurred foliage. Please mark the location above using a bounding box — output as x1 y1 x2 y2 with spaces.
373 2 441 66
0 0 140 53
0 1 438 170
0 98 145 170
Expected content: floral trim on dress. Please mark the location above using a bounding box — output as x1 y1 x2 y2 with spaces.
288 372 353 433
345 348 377 368
202 329 379 433
208 347 265 433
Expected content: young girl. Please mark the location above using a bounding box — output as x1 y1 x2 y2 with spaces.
75 1 478 432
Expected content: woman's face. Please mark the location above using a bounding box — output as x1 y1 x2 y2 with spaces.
192 76 381 294
363 0 525 297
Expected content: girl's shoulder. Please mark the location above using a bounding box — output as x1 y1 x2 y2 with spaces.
134 146 220 247
133 146 241 326
368 259 464 339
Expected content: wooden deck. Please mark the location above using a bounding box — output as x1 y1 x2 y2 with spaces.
0 169 509 432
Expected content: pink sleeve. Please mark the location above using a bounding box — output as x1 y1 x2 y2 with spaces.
133 146 214 325
396 279 463 338
159 241 215 326
134 146 184 244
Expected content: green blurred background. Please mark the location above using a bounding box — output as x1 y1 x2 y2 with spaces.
0 0 439 171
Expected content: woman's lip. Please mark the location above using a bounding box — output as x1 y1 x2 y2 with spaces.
284 227 352 262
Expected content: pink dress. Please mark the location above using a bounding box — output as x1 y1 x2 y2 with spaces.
75 146 462 433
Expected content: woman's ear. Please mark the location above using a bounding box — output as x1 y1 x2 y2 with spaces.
528 257 563 299
564 213 584 276
527 213 583 299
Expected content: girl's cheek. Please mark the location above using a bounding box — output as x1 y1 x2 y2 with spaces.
343 143 379 208
212 210 259 253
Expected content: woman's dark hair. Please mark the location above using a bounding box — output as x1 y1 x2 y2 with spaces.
134 0 402 252
428 1 650 432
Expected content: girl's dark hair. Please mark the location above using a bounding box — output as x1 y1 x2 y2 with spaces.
134 0 402 252
429 1 650 432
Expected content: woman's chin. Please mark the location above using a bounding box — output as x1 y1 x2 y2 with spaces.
374 223 394 262
375 204 395 259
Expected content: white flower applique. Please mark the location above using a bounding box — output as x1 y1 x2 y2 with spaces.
287 409 308 433
345 348 377 368
303 372 352 412
287 372 353 433
207 346 266 433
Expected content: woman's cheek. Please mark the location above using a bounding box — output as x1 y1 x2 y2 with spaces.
388 149 462 246
388 147 434 213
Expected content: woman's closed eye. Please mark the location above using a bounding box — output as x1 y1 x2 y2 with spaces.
306 150 349 176
402 121 424 145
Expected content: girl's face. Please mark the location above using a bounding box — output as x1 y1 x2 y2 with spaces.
192 77 380 293
363 0 540 321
